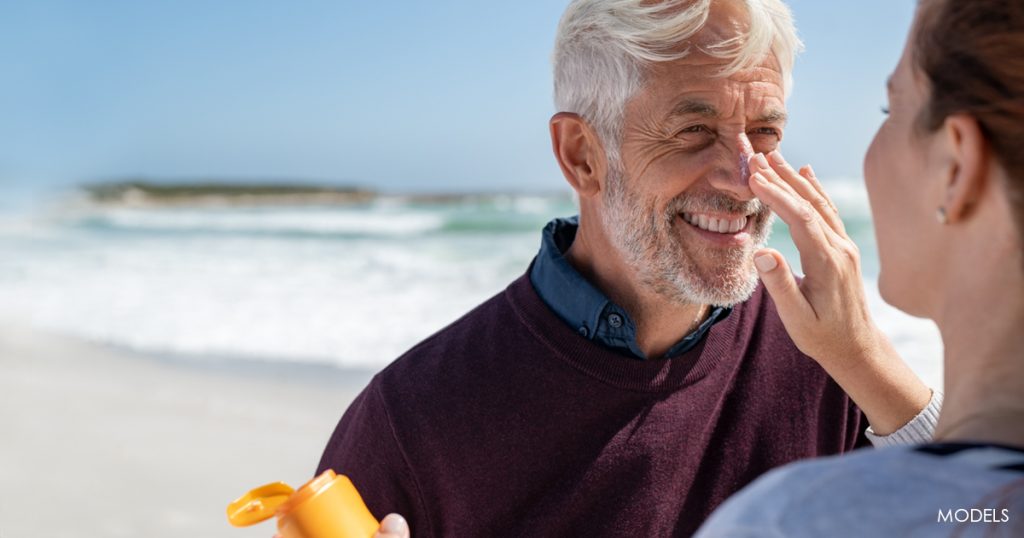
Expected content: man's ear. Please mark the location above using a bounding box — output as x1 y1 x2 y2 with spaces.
940 114 989 223
549 112 607 197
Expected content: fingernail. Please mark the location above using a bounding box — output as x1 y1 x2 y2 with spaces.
768 150 786 165
753 153 769 169
754 254 778 272
382 514 408 533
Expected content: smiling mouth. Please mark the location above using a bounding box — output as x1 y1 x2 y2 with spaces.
680 212 751 235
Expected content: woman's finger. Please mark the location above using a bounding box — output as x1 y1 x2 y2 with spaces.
799 164 839 214
750 159 838 258
752 154 843 251
800 164 847 235
753 248 817 323
765 151 846 236
750 171 838 276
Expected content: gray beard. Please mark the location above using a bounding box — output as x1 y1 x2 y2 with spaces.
602 166 774 307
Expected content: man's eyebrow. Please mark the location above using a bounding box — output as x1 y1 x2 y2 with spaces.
755 109 788 123
668 100 787 124
667 100 719 119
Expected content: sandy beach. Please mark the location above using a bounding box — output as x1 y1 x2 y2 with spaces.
0 325 374 538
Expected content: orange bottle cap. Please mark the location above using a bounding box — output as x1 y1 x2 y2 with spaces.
226 482 296 527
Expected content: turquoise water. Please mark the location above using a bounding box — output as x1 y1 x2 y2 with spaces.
0 182 941 386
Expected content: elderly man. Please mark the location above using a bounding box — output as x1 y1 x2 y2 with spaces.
318 1 940 536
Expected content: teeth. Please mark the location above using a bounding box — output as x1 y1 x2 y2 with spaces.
681 213 748 234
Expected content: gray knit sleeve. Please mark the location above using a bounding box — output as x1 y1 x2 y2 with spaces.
864 390 943 447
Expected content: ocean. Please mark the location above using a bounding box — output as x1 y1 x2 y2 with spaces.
0 181 943 387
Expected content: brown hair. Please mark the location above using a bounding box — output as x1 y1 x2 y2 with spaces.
914 0 1024 242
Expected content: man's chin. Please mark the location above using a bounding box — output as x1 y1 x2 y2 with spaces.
675 262 760 307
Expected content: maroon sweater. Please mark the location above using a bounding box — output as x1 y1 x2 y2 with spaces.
318 272 867 537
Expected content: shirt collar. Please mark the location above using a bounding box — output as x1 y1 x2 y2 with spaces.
529 216 730 360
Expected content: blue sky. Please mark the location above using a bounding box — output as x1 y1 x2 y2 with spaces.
0 1 915 193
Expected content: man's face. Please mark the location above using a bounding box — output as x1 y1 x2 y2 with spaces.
604 53 785 306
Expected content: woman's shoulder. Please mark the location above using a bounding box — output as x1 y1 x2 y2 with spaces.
695 443 1024 537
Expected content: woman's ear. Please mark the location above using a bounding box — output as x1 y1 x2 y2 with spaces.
549 112 607 197
940 114 989 223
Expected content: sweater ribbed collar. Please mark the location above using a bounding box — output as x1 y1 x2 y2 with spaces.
505 270 744 393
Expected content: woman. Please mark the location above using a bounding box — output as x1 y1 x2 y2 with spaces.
697 0 1024 536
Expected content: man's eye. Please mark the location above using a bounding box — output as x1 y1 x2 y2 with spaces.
677 125 711 135
751 127 781 138
674 125 716 151
881 105 891 115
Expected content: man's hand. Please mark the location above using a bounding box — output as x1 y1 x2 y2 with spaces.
271 513 409 538
747 150 932 436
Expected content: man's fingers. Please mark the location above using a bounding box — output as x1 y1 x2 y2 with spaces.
753 249 814 323
374 513 410 538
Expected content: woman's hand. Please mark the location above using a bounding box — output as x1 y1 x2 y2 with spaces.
747 150 872 369
748 150 931 436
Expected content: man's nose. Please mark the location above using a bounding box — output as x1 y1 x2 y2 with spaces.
705 133 756 202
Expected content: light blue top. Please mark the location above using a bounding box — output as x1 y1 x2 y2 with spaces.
696 442 1024 538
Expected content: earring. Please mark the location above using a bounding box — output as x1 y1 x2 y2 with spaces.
936 207 948 224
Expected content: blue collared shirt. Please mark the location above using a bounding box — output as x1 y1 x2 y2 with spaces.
529 216 731 360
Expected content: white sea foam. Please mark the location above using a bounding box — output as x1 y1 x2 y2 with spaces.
0 198 554 368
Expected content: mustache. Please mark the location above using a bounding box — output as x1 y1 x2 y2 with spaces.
665 192 769 218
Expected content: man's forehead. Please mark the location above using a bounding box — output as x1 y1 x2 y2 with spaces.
641 61 787 121
648 50 783 81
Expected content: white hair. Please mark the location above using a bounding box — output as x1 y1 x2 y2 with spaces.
553 0 803 165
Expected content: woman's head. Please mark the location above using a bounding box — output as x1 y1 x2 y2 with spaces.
864 0 1024 317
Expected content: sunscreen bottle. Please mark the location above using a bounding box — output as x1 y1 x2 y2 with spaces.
227 469 379 538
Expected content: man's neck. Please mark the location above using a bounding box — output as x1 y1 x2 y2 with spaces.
566 221 709 359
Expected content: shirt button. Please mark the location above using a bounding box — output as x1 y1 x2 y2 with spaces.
578 326 589 337
608 313 624 328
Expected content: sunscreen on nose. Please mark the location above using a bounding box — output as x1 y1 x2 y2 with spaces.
227 469 380 538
